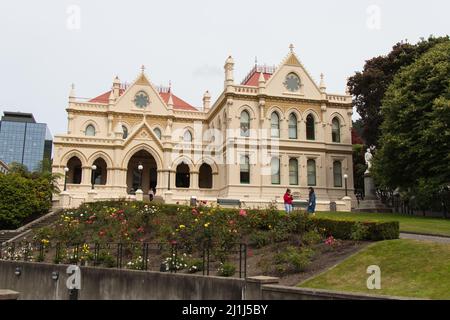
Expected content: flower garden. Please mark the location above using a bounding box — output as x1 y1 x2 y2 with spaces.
0 201 399 279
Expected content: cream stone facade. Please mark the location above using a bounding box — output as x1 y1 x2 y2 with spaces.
53 46 354 210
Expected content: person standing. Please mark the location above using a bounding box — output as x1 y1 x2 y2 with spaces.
284 188 293 213
307 187 316 216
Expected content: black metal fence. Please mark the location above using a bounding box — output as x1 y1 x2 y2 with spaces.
0 241 247 278
378 188 449 218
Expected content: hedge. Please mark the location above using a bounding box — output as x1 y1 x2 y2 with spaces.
311 218 399 241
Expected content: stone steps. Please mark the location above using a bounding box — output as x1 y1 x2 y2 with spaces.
0 210 63 244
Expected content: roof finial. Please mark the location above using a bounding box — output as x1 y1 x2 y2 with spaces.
141 65 145 73
168 80 172 92
289 43 294 53
255 56 258 67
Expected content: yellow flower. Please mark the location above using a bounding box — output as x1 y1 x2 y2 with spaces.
204 223 210 228
179 224 186 229
194 219 198 222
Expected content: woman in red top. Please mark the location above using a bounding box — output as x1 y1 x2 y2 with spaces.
284 188 293 213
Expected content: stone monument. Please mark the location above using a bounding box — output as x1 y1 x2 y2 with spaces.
364 147 377 200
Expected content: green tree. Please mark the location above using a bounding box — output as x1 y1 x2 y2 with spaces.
347 36 449 146
372 41 450 207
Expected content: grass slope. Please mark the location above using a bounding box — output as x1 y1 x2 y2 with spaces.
299 239 450 299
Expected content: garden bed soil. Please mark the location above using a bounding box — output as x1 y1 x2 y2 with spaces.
244 240 370 286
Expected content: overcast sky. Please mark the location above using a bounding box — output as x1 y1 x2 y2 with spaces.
0 0 448 136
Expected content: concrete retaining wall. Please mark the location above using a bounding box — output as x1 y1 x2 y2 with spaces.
0 261 408 300
0 260 244 300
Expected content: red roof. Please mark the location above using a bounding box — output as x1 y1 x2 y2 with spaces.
88 89 198 111
89 89 126 103
240 65 275 86
159 92 198 111
241 72 271 86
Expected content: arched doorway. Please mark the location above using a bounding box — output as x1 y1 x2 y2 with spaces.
199 163 213 189
92 158 108 185
175 162 190 188
67 156 82 184
126 150 157 194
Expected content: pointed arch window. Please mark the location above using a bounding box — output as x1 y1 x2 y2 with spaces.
332 117 341 143
307 159 316 186
240 155 250 184
289 158 299 185
240 110 250 137
333 161 343 187
289 113 297 139
271 157 280 184
271 112 280 138
183 130 192 142
85 125 96 136
306 114 315 140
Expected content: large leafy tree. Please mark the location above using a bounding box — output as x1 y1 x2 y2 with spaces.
372 41 450 201
347 36 449 146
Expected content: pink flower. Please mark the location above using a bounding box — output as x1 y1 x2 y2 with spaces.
239 209 247 217
229 220 235 225
192 208 199 215
137 226 144 233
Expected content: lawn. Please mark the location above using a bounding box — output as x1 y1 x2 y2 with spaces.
299 239 450 299
316 212 450 237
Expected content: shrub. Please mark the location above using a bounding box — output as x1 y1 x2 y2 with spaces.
275 246 314 273
0 173 53 229
217 262 236 277
312 218 399 240
249 231 271 248
187 258 203 273
302 230 323 245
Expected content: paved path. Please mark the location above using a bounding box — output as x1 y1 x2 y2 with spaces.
400 233 450 244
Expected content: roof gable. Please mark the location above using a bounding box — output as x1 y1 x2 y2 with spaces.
264 52 322 99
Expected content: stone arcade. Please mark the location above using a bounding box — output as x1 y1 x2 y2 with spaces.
52 46 354 210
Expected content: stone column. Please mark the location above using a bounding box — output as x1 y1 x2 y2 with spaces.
191 171 199 190
59 191 71 208
81 166 92 186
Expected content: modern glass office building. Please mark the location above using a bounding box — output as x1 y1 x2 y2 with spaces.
0 112 52 172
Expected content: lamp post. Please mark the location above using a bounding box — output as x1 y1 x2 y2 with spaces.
138 164 143 190
168 166 171 191
64 167 69 191
344 174 348 197
91 165 97 190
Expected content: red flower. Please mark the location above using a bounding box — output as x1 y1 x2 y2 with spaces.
116 209 124 214
170 240 177 245
192 208 199 215
247 249 253 257
229 220 235 225
98 230 106 237
239 209 247 217
137 226 145 233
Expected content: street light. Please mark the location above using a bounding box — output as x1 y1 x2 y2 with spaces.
64 167 69 191
138 164 143 190
91 164 97 190
344 174 348 196
168 166 171 191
